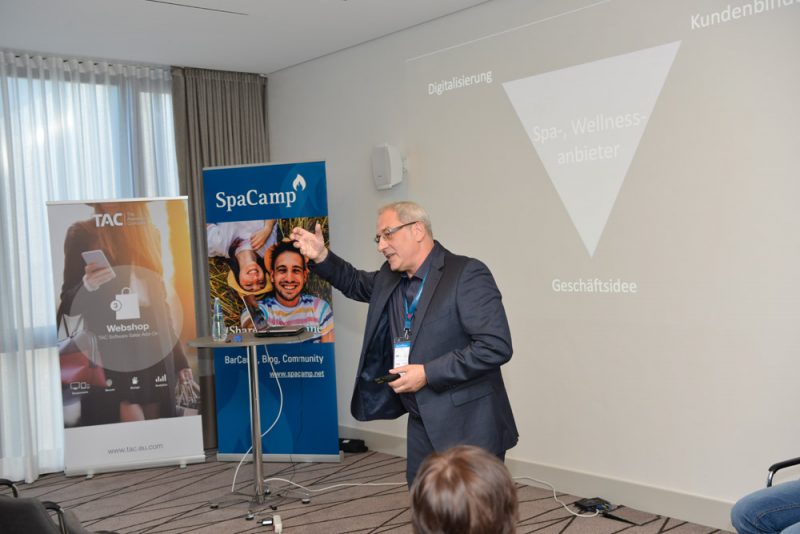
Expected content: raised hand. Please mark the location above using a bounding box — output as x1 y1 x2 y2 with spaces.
290 222 328 263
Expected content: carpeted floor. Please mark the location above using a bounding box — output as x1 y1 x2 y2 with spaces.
5 451 732 533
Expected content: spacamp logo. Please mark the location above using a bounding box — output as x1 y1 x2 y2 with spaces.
215 173 307 213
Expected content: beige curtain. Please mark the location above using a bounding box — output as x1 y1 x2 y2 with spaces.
171 67 269 448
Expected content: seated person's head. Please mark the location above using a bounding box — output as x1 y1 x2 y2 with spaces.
410 445 518 534
270 240 308 307
227 242 267 292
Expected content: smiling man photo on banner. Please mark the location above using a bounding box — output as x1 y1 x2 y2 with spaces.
57 202 195 427
241 239 334 343
290 200 517 485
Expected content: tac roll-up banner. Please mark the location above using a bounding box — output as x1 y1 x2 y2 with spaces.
47 197 204 476
203 162 339 461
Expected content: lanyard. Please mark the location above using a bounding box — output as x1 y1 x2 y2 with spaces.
402 272 427 337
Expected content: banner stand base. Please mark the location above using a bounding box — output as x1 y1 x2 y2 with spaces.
64 453 206 478
216 452 341 464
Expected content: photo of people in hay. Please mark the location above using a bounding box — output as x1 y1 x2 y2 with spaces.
206 216 334 343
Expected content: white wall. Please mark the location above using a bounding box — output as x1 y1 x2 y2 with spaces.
267 0 800 529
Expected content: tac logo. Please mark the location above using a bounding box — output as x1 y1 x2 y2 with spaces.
93 212 124 227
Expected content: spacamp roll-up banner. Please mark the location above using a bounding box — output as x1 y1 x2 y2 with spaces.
47 197 204 476
203 161 339 462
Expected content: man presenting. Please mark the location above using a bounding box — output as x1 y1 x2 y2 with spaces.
291 201 517 484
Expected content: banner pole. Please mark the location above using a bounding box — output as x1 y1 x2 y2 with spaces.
247 344 266 504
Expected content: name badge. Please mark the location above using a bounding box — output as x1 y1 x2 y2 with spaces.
393 339 410 369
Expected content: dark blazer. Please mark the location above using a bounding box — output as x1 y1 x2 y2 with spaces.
312 242 518 455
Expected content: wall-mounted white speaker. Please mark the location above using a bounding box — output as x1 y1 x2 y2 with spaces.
371 144 405 190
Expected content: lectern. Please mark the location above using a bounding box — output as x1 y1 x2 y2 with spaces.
189 330 313 504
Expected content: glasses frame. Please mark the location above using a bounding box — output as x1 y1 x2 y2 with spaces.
374 221 419 244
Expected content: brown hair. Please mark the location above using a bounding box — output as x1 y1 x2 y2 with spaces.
90 202 163 274
411 446 518 534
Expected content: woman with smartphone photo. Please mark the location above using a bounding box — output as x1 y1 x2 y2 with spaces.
57 201 194 425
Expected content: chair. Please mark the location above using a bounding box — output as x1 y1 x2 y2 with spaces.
0 478 116 534
766 456 800 487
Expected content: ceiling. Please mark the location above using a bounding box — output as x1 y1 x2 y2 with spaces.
0 0 489 74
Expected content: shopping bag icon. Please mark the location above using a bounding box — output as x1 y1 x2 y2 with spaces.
110 287 140 320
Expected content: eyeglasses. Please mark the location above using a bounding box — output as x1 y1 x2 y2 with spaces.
374 221 419 244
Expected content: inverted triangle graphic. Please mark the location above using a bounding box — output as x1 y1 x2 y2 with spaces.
503 41 680 256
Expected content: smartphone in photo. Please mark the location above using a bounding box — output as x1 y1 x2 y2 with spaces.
81 249 116 279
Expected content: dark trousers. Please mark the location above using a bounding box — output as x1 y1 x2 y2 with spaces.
406 414 435 487
406 414 506 487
